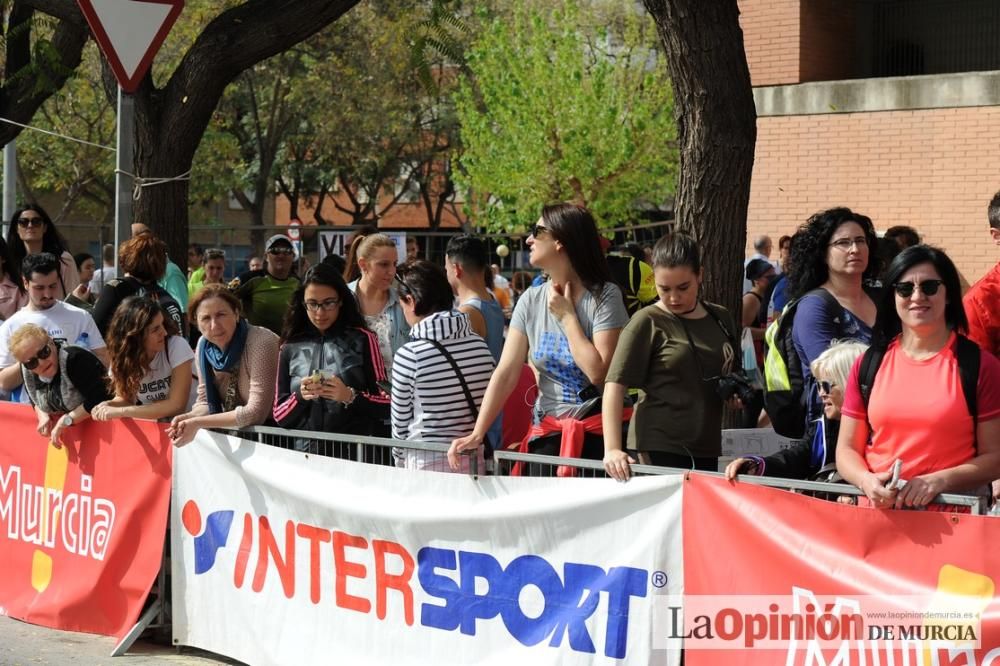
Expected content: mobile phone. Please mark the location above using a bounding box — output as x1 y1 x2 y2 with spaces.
577 384 600 401
886 459 902 491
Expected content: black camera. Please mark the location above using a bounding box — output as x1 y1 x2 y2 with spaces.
713 373 756 404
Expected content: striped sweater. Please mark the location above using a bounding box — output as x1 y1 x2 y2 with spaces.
391 310 495 444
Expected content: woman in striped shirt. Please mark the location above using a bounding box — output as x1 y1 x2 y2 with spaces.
391 261 496 473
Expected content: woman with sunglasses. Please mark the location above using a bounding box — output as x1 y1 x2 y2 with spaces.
5 205 80 299
345 233 409 375
785 207 879 441
8 323 111 446
837 245 1000 509
273 264 390 450
89 297 194 423
0 236 28 320
448 203 628 472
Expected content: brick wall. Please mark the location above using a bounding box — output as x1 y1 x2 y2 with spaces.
739 0 802 86
747 106 1000 285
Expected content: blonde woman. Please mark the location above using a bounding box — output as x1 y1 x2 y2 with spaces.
345 233 409 373
725 339 869 480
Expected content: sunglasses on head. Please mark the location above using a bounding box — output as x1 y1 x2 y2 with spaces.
267 246 293 256
17 217 44 228
818 380 837 395
528 224 550 238
394 272 412 295
892 279 943 298
22 342 52 370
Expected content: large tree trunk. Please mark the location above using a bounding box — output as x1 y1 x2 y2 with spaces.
125 0 360 264
642 0 756 319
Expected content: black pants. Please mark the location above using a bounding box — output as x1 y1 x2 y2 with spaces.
644 450 718 472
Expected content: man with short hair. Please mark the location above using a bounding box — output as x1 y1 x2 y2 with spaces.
964 191 1000 357
0 253 107 399
229 235 300 335
247 256 264 272
743 234 774 292
89 243 117 292
406 236 420 263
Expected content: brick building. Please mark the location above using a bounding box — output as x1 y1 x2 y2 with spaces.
740 0 1000 285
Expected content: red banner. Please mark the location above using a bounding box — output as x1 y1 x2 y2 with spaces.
0 403 171 638
683 474 1000 665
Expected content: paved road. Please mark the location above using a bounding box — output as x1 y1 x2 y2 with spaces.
0 617 241 666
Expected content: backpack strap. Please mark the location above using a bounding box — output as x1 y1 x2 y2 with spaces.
858 345 887 410
955 334 980 429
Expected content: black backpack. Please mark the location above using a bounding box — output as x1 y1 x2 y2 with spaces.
858 334 980 428
762 288 841 439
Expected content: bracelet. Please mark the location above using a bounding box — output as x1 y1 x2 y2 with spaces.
340 385 357 406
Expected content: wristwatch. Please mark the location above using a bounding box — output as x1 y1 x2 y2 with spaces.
61 414 74 427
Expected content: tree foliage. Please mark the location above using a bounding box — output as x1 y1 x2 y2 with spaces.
453 0 677 231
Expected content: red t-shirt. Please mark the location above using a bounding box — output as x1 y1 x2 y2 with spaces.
964 261 1000 357
841 333 1000 479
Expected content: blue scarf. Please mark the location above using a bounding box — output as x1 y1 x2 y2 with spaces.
200 318 249 414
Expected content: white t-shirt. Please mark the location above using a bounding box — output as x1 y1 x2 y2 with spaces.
0 301 105 403
89 266 117 292
135 335 195 408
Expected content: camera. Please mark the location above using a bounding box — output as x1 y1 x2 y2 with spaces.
713 373 756 404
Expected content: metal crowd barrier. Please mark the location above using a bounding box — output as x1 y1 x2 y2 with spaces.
221 425 987 514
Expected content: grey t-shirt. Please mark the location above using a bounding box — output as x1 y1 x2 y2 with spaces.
510 281 628 418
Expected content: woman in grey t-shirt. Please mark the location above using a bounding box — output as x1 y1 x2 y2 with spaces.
448 203 628 472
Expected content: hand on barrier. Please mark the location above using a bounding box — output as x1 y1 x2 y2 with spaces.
860 469 899 508
449 432 483 471
169 414 199 447
724 457 758 481
49 419 70 448
894 474 945 509
603 449 635 482
91 401 121 422
36 411 52 438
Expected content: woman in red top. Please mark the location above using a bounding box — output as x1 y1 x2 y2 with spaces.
836 245 1000 509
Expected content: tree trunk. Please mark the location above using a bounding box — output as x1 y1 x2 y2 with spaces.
641 0 756 320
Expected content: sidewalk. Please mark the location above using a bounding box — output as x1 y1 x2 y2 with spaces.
0 616 241 665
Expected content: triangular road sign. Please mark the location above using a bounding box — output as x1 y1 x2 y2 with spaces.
77 0 184 93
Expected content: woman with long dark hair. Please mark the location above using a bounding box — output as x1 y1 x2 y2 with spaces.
90 296 194 422
273 263 390 447
5 204 80 298
837 245 1000 509
449 203 629 471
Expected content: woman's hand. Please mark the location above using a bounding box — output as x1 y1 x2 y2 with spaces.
72 283 90 301
448 432 484 471
547 282 576 323
859 470 898 508
168 414 199 447
300 376 321 401
36 411 52 437
603 449 635 482
91 401 120 422
50 418 70 448
895 474 946 509
318 375 352 402
724 457 759 481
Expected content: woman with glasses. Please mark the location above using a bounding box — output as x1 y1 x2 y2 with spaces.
837 245 1000 509
89 297 194 423
785 207 879 440
449 203 628 472
167 285 279 446
273 264 390 448
5 205 80 299
8 323 110 446
345 233 409 375
726 339 868 481
0 236 28 320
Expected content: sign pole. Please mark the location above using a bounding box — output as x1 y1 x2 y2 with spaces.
114 87 135 272
2 140 15 238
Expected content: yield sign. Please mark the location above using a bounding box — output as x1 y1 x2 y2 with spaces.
77 0 184 93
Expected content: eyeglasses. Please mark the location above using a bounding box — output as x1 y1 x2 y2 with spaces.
304 298 341 312
818 380 837 395
394 273 412 295
528 224 550 238
17 217 44 228
267 247 294 256
828 237 868 251
893 279 943 298
22 342 52 370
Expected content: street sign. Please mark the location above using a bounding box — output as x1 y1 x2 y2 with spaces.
287 219 301 241
77 0 184 93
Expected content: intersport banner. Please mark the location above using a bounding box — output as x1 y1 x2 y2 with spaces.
682 474 1000 665
171 430 683 666
0 403 172 638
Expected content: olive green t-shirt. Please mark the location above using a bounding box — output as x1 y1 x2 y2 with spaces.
606 303 738 457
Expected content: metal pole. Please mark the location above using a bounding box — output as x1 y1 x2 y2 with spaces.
2 140 16 237
115 88 135 272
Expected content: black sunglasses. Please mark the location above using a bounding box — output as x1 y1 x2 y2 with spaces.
528 223 550 238
17 217 44 228
818 380 837 395
22 342 53 370
892 279 943 298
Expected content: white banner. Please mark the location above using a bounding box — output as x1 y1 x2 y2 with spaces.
319 230 407 262
171 431 683 665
